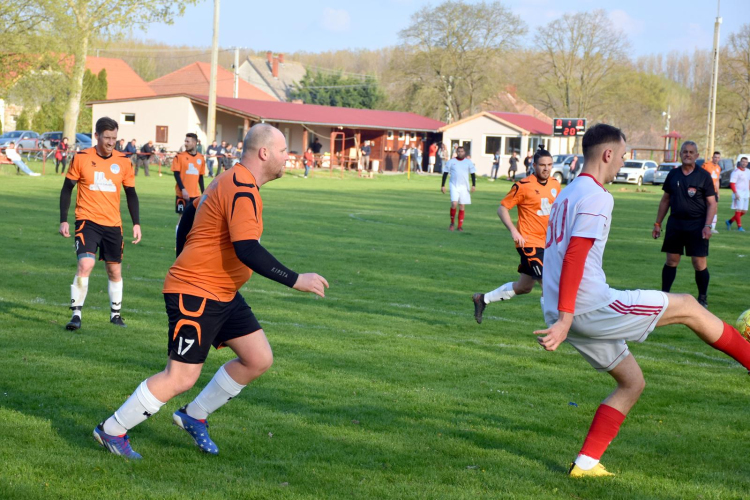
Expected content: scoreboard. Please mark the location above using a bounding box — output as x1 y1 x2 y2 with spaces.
553 118 586 136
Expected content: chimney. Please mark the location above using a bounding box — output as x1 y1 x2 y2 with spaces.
272 56 279 78
266 51 272 64
278 53 285 64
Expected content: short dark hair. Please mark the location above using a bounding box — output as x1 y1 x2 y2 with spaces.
456 146 465 150
582 123 626 159
713 151 721 156
95 117 119 135
186 133 198 141
534 145 552 164
741 156 748 161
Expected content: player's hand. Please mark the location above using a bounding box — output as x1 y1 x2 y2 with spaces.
471 186 476 192
511 229 526 247
441 186 446 194
132 224 142 244
533 315 572 351
182 188 190 201
59 222 70 238
652 225 661 239
293 273 329 298
702 226 712 240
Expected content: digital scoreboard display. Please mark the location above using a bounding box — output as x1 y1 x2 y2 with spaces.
553 118 586 136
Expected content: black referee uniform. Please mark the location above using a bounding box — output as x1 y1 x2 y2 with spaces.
660 166 715 303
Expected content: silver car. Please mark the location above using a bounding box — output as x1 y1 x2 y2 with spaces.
652 162 680 185
614 160 658 185
0 130 40 149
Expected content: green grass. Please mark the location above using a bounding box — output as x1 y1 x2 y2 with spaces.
0 168 748 500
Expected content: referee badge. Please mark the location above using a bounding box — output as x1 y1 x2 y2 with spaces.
687 187 696 198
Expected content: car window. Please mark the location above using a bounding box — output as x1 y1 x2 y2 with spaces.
658 164 674 171
624 161 643 168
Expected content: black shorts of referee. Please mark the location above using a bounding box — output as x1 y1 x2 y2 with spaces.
661 218 708 257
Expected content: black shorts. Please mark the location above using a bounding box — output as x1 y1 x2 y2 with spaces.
175 196 199 214
661 220 709 257
165 293 262 364
74 220 123 263
517 247 544 279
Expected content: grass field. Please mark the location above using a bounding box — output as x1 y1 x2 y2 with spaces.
1 165 748 500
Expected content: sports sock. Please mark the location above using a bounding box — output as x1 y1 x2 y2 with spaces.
458 209 465 228
108 280 123 319
661 264 677 292
104 380 165 435
70 275 89 318
736 212 743 227
450 208 456 224
484 282 516 303
575 404 626 469
711 322 750 370
695 268 709 297
185 365 246 421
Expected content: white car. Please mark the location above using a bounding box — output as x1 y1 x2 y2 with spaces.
652 162 680 185
614 160 658 185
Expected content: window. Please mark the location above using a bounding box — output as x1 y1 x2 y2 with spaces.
505 136 521 155
528 136 544 153
450 139 471 156
398 131 404 140
484 136 502 155
155 126 168 144
409 132 416 140
122 113 135 124
387 130 394 140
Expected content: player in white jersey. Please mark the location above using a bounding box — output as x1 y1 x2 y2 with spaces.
441 146 476 231
726 156 749 231
536 124 750 478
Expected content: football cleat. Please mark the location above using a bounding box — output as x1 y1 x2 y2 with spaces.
66 315 81 331
569 462 614 478
739 227 746 232
697 295 708 309
472 293 486 324
449 223 455 231
110 315 127 327
457 226 464 232
172 406 219 455
726 220 732 231
93 424 142 459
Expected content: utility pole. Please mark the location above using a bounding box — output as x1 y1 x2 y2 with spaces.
705 0 722 159
233 47 239 99
207 0 221 144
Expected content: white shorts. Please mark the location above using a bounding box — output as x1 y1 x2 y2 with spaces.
429 156 436 165
450 185 471 205
731 193 749 211
564 289 669 372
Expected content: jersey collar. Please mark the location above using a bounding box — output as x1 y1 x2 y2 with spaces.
578 173 607 191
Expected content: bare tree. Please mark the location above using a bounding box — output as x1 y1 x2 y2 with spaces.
721 24 750 153
395 0 526 122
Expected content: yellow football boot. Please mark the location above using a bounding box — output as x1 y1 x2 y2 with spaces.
568 462 614 478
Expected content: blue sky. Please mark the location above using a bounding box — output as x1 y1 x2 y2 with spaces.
142 0 749 58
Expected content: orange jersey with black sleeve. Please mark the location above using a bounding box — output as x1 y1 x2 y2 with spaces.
500 174 561 248
65 147 135 227
163 166 264 302
702 161 721 194
171 151 206 197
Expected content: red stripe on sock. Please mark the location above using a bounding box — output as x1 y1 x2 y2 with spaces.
579 404 626 460
712 322 750 370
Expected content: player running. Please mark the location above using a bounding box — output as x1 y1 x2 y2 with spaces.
701 151 722 233
59 117 141 330
472 146 561 323
535 124 750 477
172 133 206 234
93 124 329 459
725 156 749 231
441 146 476 231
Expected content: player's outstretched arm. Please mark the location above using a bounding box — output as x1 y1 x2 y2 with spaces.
59 178 77 237
292 273 329 298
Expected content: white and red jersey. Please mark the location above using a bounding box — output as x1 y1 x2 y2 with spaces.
730 168 750 197
542 174 616 325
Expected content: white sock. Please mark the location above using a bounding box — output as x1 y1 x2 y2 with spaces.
186 365 245 420
484 282 516 304
70 275 89 317
103 380 165 435
574 454 599 470
108 280 123 318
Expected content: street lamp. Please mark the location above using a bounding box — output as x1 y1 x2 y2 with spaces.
662 106 670 134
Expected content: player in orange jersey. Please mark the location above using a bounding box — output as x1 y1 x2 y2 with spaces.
93 124 328 459
701 151 722 233
472 146 561 323
59 117 141 331
172 133 205 235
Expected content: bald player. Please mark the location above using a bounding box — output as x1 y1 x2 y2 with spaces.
93 124 329 459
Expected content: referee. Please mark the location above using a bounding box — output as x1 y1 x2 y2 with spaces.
652 141 717 308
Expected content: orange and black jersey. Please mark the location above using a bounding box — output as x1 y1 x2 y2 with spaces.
65 148 135 227
172 151 206 198
164 166 264 302
501 174 561 248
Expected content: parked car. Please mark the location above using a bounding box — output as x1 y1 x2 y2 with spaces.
614 160 658 185
75 133 92 150
719 158 735 188
653 162 680 185
561 155 584 183
40 131 63 149
0 130 40 149
513 154 573 181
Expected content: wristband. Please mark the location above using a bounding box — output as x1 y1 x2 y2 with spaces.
704 224 711 228
653 222 661 227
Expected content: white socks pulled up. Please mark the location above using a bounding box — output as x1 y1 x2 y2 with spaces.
104 380 166 436
186 365 246 421
70 275 89 317
484 282 516 304
108 279 123 319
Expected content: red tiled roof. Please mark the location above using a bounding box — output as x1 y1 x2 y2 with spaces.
150 62 276 101
85 57 155 99
199 95 445 131
488 112 552 135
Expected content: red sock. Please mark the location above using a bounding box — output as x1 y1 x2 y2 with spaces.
458 209 465 228
450 208 456 224
736 212 743 227
712 322 750 370
579 404 626 460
